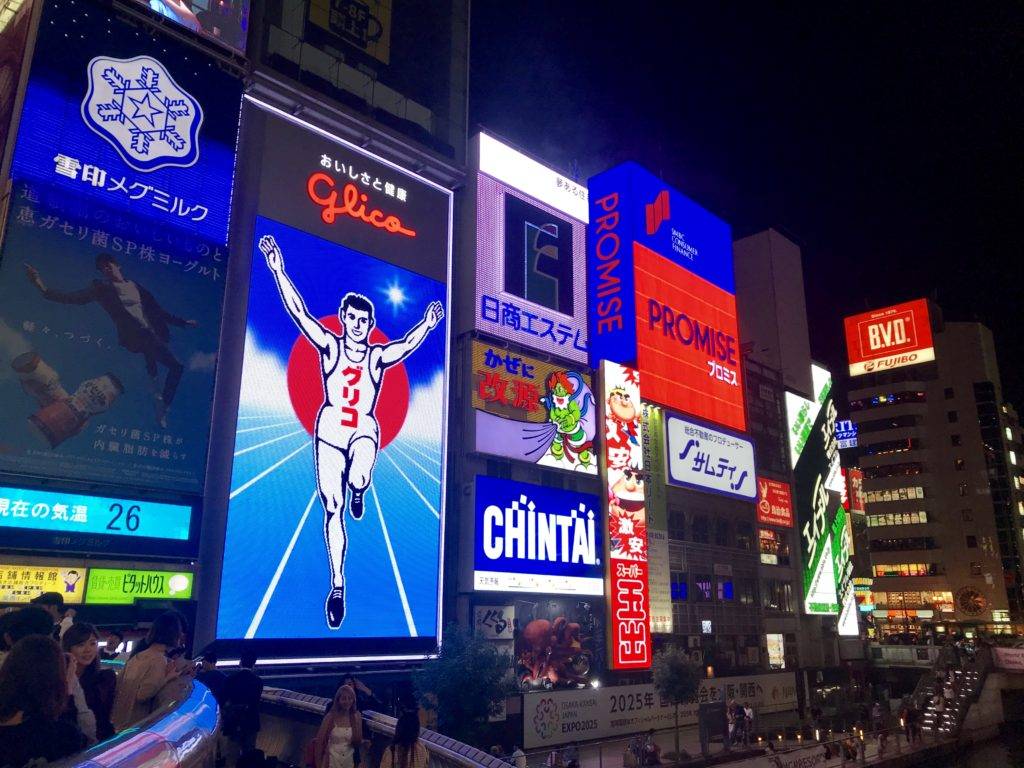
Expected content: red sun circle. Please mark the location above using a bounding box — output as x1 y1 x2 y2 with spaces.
285 316 410 450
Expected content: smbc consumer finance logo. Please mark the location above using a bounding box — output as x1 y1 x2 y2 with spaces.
532 697 560 740
81 55 203 172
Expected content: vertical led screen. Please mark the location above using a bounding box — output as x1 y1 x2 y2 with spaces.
600 361 651 669
786 365 843 615
216 102 451 658
129 0 249 54
471 340 597 474
587 162 744 432
474 134 589 363
0 0 240 493
641 404 671 634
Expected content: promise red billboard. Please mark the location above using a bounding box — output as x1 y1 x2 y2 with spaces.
756 477 794 528
844 299 934 377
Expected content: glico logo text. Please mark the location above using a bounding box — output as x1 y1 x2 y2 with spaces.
306 172 417 237
647 299 737 365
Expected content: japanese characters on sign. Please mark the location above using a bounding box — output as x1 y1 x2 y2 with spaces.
85 567 193 605
665 414 756 500
599 361 651 670
307 0 392 65
0 563 86 604
216 103 451 658
843 467 866 515
831 506 858 636
0 484 191 544
0 182 229 494
835 419 858 449
471 341 598 474
10 0 242 245
844 299 935 377
474 134 589 363
586 162 745 431
757 477 795 528
786 365 844 615
522 674 798 749
473 475 603 595
474 604 515 640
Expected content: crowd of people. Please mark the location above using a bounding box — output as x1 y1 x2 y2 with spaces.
0 593 264 768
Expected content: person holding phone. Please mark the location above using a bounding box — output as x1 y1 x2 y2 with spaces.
111 613 184 732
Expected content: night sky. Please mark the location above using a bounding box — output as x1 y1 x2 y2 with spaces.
469 4 1023 405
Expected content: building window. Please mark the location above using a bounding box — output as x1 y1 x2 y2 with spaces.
867 511 929 527
959 482 968 497
862 462 924 480
737 579 757 606
670 571 688 602
970 562 983 576
955 458 966 471
693 575 713 602
865 486 925 503
715 519 730 547
872 563 940 577
668 507 686 541
944 387 955 399
951 434 962 447
736 522 753 552
948 411 959 423
962 509 973 522
692 515 710 544
717 578 734 601
966 536 978 548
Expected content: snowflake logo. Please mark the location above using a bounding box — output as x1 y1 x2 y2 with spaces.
80 55 203 173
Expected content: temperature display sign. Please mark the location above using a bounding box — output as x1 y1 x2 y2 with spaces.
0 484 194 556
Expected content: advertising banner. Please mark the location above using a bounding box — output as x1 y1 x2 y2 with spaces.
599 361 651 670
308 0 392 64
475 134 589 363
786 365 843 615
11 0 242 245
0 483 191 545
515 597 603 691
0 563 86 604
994 648 1024 673
844 467 866 515
665 414 756 500
127 0 249 53
642 403 672 634
84 567 192 605
523 673 798 749
766 634 785 669
756 477 794 528
216 103 450 656
474 605 515 640
831 506 858 636
844 299 934 377
473 475 603 596
471 340 597 474
586 163 744 432
835 419 858 449
759 528 781 566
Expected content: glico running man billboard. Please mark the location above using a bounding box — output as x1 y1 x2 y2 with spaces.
0 0 240 493
216 101 451 658
843 299 934 377
586 163 744 432
786 365 846 616
474 133 589 363
473 475 603 595
599 361 651 670
472 340 597 474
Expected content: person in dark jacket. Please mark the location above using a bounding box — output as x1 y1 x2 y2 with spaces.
223 651 263 753
0 635 87 767
63 622 117 741
24 254 198 428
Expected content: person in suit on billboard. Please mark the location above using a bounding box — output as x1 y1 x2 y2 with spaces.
258 234 444 629
24 254 197 428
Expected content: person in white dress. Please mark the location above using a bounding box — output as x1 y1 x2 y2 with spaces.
314 684 363 768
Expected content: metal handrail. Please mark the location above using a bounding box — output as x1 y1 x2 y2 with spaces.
54 680 219 768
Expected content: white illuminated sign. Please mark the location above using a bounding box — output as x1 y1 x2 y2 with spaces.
478 133 589 222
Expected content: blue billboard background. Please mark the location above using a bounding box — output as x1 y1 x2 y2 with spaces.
474 475 603 588
10 0 241 244
0 181 228 493
216 216 446 642
586 162 734 367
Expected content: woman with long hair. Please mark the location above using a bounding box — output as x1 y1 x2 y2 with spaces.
380 711 428 768
63 622 117 741
314 684 363 768
111 611 184 732
0 635 87 766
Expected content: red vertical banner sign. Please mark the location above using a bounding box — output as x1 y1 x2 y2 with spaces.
599 360 652 669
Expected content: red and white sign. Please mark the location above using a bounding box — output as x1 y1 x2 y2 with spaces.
635 244 746 432
844 299 934 377
600 360 651 670
756 477 794 528
842 467 866 515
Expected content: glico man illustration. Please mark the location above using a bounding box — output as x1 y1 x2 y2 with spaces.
258 234 444 629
